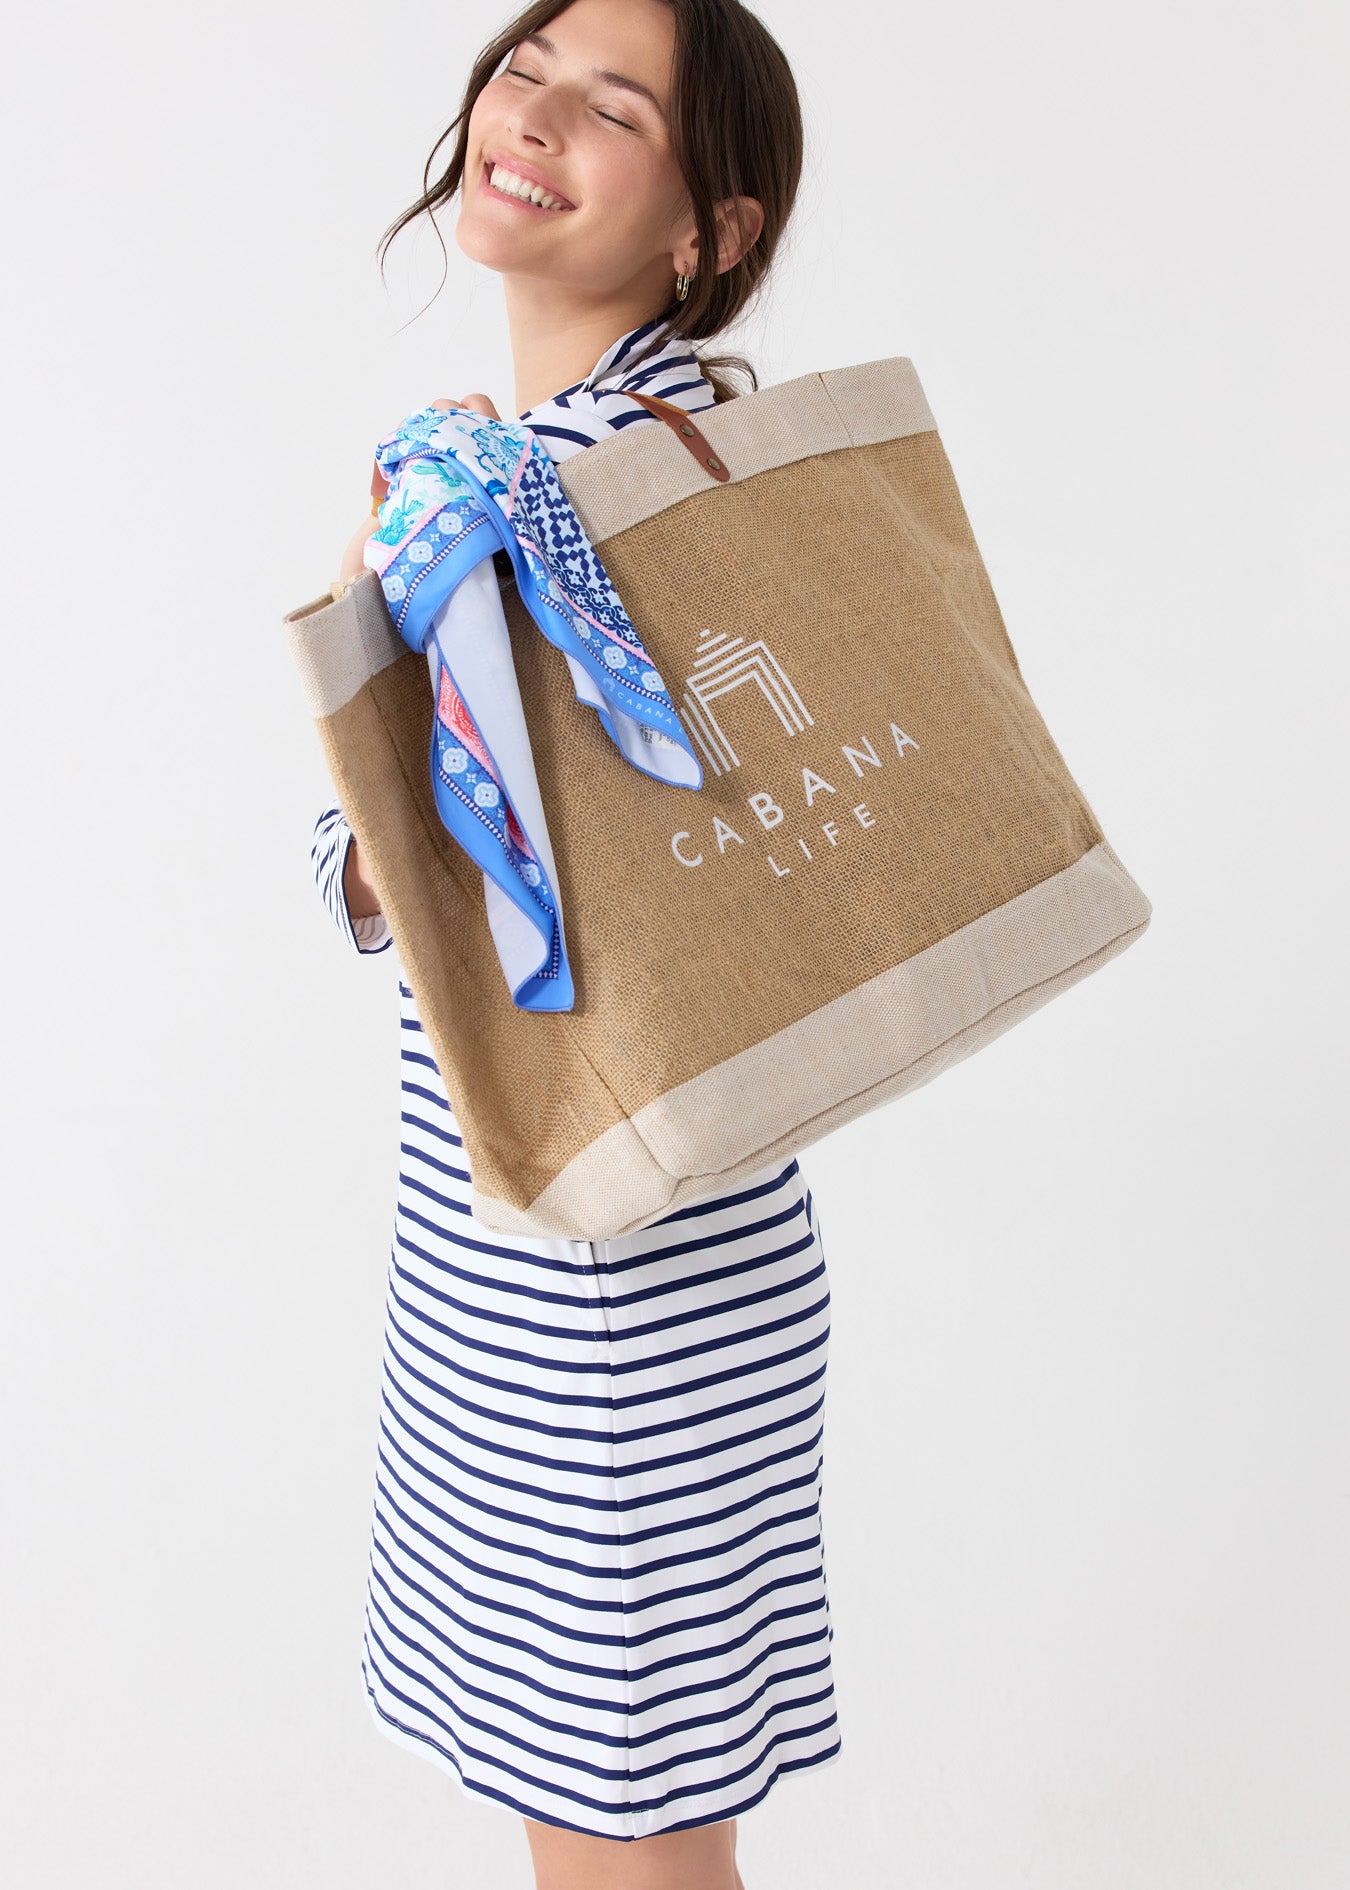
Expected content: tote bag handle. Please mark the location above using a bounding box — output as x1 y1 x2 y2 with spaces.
625 390 731 483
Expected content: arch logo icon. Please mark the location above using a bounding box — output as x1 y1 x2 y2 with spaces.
680 628 813 775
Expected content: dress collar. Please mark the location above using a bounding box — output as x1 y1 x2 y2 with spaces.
582 313 674 391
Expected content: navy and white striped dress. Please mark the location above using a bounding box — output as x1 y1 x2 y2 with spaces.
308 316 841 1842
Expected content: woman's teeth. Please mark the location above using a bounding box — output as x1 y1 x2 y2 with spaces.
488 163 570 210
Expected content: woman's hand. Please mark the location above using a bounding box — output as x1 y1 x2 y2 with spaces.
335 392 502 582
431 392 502 420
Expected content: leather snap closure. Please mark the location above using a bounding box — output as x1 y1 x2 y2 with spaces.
625 390 731 482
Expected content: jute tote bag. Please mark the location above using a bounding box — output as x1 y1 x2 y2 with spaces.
284 356 1152 1241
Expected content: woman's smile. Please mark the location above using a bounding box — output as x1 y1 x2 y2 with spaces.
479 156 576 213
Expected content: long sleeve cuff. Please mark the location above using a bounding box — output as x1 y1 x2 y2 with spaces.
311 804 392 954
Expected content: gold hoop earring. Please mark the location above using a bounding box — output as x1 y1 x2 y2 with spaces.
675 268 694 301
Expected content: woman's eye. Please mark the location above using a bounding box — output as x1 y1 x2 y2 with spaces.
504 65 634 130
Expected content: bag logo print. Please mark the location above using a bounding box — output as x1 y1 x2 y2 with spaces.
667 622 922 881
680 628 813 776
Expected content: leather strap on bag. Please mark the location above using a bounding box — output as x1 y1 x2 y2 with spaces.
625 390 730 482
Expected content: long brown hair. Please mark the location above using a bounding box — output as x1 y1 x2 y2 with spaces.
375 0 804 403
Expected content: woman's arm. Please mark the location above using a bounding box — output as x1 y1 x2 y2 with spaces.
315 394 502 950
343 829 381 920
337 514 380 584
311 804 390 954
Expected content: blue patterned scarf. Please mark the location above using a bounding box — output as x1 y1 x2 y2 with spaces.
363 401 703 1012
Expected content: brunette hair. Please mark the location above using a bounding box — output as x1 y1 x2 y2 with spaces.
375 0 804 402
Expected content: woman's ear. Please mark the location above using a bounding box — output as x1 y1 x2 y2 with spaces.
709 196 764 275
674 196 764 283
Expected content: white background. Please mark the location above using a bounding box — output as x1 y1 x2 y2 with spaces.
2 0 1346 1885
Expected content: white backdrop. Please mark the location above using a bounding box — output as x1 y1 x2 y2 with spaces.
2 0 1346 1885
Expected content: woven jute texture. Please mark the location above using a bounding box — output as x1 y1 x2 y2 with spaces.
284 359 1151 1239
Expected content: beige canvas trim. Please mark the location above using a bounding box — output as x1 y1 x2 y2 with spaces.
560 356 936 545
470 838 1151 1241
284 570 404 719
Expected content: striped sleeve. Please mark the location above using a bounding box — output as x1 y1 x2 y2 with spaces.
311 803 392 954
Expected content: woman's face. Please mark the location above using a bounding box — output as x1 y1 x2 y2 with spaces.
457 0 694 303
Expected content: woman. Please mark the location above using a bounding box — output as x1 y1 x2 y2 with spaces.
309 2 838 1882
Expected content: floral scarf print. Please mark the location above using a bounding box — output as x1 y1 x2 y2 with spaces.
363 400 702 1012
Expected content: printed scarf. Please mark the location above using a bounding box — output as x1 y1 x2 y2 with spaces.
363 401 703 1012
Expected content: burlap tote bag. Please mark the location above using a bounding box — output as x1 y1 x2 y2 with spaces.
284 356 1152 1241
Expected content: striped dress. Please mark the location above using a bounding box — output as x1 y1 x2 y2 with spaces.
308 316 841 1842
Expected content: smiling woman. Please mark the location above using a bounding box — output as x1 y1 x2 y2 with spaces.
313 4 832 1886
375 0 801 410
